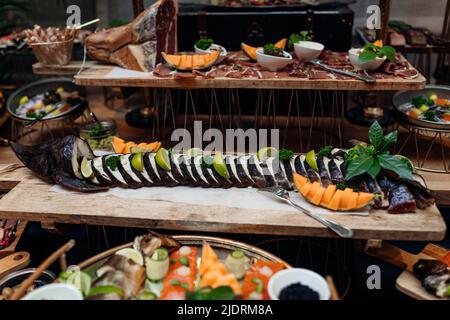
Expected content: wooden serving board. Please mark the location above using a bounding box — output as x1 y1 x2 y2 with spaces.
0 165 446 241
364 242 450 300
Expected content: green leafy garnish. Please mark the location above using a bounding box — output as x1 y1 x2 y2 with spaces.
318 146 333 157
251 278 264 294
344 121 413 181
357 43 396 65
179 257 189 266
423 110 437 122
105 156 120 171
279 149 294 161
288 31 311 50
87 285 124 298
186 286 234 300
336 181 356 190
195 38 214 50
263 43 285 57
89 123 106 139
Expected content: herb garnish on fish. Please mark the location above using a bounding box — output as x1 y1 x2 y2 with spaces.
106 156 120 171
344 121 413 181
318 146 333 157
279 149 294 161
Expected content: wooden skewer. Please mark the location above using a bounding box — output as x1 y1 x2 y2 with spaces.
10 240 76 300
76 18 100 30
326 275 340 300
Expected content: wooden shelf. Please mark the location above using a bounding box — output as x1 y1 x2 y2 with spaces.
33 61 426 91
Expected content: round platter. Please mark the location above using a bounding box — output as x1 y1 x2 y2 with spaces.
78 235 292 272
393 85 450 131
6 77 87 122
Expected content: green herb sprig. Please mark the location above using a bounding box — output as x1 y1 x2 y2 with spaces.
186 286 234 300
357 43 396 65
288 31 311 51
263 43 285 57
344 121 413 181
279 149 294 161
195 38 214 51
105 156 120 171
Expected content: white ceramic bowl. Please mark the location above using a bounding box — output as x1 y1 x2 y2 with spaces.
256 49 292 72
348 48 386 71
294 41 324 61
194 44 228 65
22 283 83 300
268 268 330 300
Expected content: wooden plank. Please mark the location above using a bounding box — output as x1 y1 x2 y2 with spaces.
32 61 104 76
0 178 445 241
73 65 426 91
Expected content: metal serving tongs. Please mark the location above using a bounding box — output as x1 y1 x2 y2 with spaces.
308 59 376 83
259 186 354 238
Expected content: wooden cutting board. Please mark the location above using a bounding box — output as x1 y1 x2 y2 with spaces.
364 242 450 300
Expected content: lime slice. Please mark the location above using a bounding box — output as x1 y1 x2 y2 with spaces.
116 248 144 265
155 148 171 171
186 148 203 158
257 147 278 162
131 153 144 172
394 155 415 173
213 153 230 179
56 87 65 94
81 157 94 179
66 271 92 296
137 291 157 300
87 285 124 298
305 150 318 172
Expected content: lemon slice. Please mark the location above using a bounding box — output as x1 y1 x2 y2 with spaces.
19 96 29 105
257 147 278 162
131 153 144 172
155 148 171 171
116 248 144 266
186 148 203 158
213 153 230 179
81 157 94 179
66 271 92 296
305 150 319 172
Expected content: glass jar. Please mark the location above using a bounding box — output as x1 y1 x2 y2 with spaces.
80 119 117 152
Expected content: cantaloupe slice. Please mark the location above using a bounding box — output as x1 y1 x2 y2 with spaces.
307 182 321 199
342 192 358 211
321 185 337 207
178 55 188 69
185 55 193 69
339 188 354 209
299 182 312 197
200 242 218 275
311 187 326 205
123 142 137 154
293 173 308 191
274 38 287 50
162 51 219 70
328 189 344 211
193 55 201 68
241 42 260 61
112 136 125 153
357 192 375 208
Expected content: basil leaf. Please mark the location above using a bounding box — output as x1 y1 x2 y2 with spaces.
366 160 381 178
380 130 398 152
377 154 413 180
207 286 235 300
345 154 374 180
357 50 377 65
369 121 383 149
379 46 396 62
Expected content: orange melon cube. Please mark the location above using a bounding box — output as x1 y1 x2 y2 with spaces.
293 173 308 192
321 185 337 207
299 182 312 197
339 188 354 209
307 182 321 198
311 187 326 206
327 190 344 211
357 192 375 208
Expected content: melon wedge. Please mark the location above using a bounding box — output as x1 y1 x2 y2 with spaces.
341 192 358 211
163 51 220 71
310 187 326 205
357 192 375 208
200 242 218 275
274 38 287 50
241 42 260 61
307 182 321 198
112 136 125 153
328 189 344 211
293 173 308 190
339 188 354 209
299 182 312 197
321 185 337 207
123 142 136 154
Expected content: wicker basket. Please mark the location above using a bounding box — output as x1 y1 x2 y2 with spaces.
30 38 74 66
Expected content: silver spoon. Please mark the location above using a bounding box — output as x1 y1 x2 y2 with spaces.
259 186 354 238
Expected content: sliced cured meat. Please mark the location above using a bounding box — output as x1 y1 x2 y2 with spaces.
247 155 266 188
174 72 197 80
301 155 320 182
268 157 290 190
293 155 307 177
379 177 416 213
260 158 277 188
153 63 173 78
328 158 344 185
316 156 332 187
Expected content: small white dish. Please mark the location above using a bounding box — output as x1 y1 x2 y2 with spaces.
294 41 324 61
22 283 83 300
348 48 386 71
268 268 330 300
194 44 228 65
256 49 292 72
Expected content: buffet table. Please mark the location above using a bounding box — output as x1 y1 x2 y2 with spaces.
0 165 445 241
